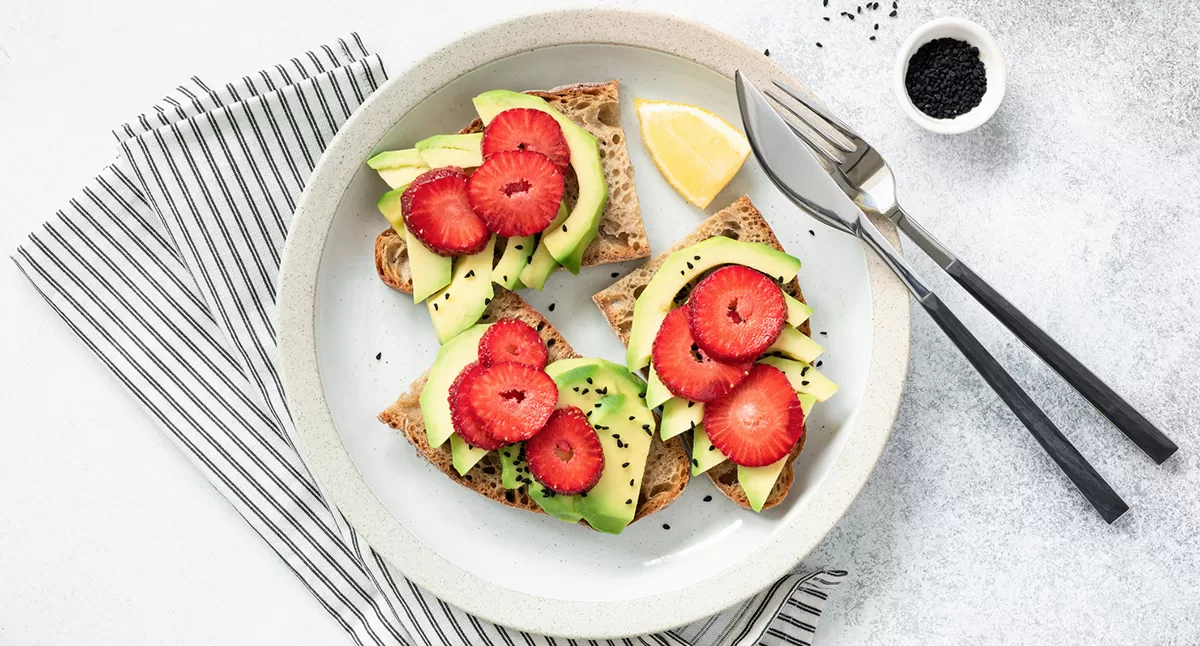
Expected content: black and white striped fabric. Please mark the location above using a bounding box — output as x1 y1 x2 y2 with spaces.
12 34 846 646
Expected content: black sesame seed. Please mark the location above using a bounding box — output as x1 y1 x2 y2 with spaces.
875 23 880 30
708 445 716 451
889 9 897 16
802 380 810 386
626 499 633 505
375 352 381 361
515 244 523 250
629 415 636 421
444 292 450 300
433 303 439 311
611 272 619 278
662 523 671 530
587 377 593 384
694 255 701 261
617 440 625 448
687 400 695 408
809 229 816 236
823 0 827 5
857 5 862 13
612 433 620 439
802 366 810 376
503 451 511 458
465 270 475 278
594 403 603 408
686 262 694 270
484 298 491 305
764 48 770 57
581 388 589 395
703 495 713 502
622 462 630 468
820 331 827 336
823 16 831 21
549 303 556 312
870 35 876 41
642 424 650 431
573 386 579 392
502 275 507 282
587 410 593 417
681 270 686 275
562 224 567 232
692 458 699 467
630 479 635 486
816 360 823 367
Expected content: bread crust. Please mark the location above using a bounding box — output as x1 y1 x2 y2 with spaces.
377 288 689 526
374 80 648 295
591 196 812 511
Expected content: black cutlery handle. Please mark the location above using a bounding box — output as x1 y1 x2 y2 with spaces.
922 293 1129 524
945 260 1178 465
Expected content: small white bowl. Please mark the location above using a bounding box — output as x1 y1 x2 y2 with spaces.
893 17 1007 134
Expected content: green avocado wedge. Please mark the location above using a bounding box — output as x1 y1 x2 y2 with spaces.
518 203 569 291
450 434 490 476
644 365 673 410
766 326 824 365
367 148 429 189
418 324 490 449
626 237 802 372
493 235 536 290
473 90 607 274
415 133 484 169
376 186 452 303
660 397 703 440
758 356 840 402
499 443 527 490
427 237 496 344
785 294 814 328
690 423 726 476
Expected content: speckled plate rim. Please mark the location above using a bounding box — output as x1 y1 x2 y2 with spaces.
277 8 911 638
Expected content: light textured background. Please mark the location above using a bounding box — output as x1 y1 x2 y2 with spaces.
1 0 1197 644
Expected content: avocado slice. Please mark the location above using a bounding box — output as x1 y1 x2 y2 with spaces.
499 443 526 489
767 326 824 364
427 237 496 344
367 148 430 189
415 133 484 169
518 203 568 290
660 397 703 440
418 324 491 448
690 423 726 476
644 365 673 409
450 434 491 476
473 90 607 274
626 237 802 372
544 359 657 534
376 187 453 303
738 394 817 511
785 294 814 328
758 356 839 402
493 235 536 290
529 480 584 523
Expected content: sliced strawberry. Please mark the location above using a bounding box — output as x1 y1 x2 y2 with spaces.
704 364 805 467
525 407 604 494
652 307 752 402
467 362 558 442
401 166 491 256
482 108 571 169
467 150 564 237
687 266 787 363
478 318 548 369
448 362 505 450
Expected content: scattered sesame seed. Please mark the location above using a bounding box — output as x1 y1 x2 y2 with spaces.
870 35 876 41
611 272 619 278
816 360 823 367
764 48 770 57
703 495 713 502
515 244 523 250
375 352 381 361
622 462 630 468
626 499 633 505
662 523 671 530
629 479 635 486
802 380 810 386
809 229 816 236
465 270 475 278
692 458 699 467
433 303 439 311
816 42 823 48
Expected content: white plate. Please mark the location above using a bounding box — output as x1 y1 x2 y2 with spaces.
277 9 911 638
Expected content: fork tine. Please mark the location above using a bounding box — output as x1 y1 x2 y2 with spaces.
776 113 843 165
771 80 860 142
765 89 855 155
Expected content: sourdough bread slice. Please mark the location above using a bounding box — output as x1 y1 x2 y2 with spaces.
375 80 648 294
378 288 689 525
591 196 811 511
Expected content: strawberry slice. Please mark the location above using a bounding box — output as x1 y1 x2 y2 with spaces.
704 364 805 467
482 108 571 169
401 166 491 256
467 362 558 442
467 150 564 237
448 362 505 450
687 266 787 363
525 406 604 494
652 307 752 402
478 318 548 369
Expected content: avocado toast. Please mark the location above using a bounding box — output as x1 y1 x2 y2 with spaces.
374 80 648 303
378 288 690 533
592 196 838 512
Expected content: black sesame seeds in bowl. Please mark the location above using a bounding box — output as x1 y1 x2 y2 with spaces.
893 17 1007 134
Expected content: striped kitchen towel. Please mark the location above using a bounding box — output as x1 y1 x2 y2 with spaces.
12 34 846 646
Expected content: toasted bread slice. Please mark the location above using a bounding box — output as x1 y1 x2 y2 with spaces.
375 80 648 294
378 288 689 526
591 196 811 511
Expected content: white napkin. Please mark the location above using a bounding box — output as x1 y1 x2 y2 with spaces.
12 34 846 646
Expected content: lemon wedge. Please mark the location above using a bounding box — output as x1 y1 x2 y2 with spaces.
635 99 752 208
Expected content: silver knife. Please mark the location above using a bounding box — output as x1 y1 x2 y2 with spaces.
735 71 1128 524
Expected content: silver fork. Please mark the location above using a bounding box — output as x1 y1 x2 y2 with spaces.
765 80 1178 466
